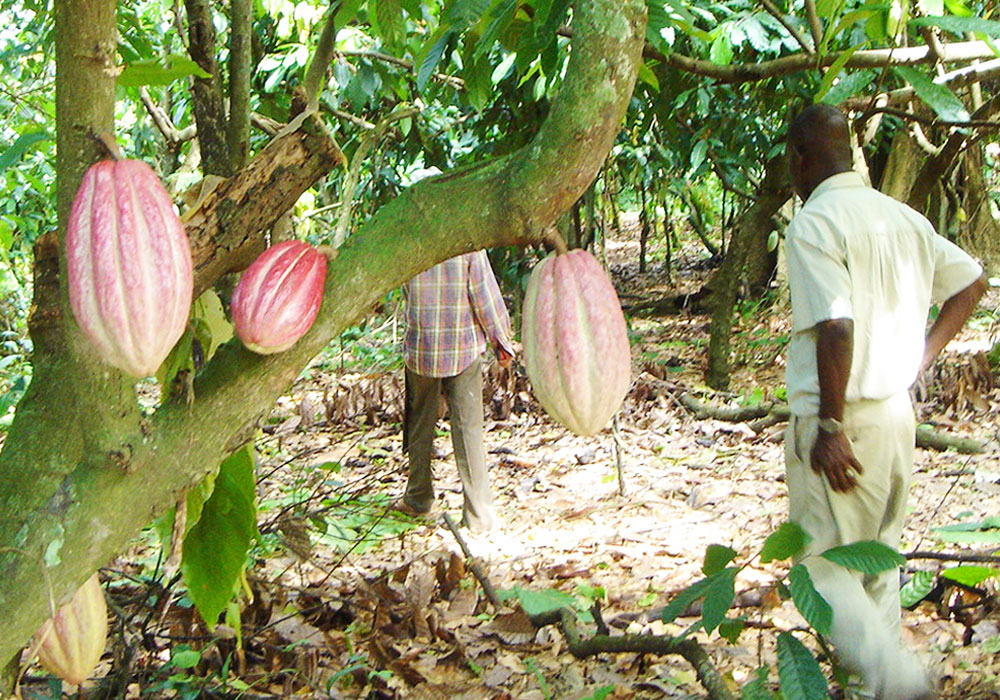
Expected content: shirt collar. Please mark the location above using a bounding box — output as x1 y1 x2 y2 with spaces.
807 171 866 203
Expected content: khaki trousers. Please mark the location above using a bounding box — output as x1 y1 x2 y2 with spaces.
404 358 495 532
786 392 930 700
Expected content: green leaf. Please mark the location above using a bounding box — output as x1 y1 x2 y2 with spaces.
192 289 232 362
940 565 999 587
719 615 746 644
910 15 1000 38
119 53 211 87
449 0 491 27
416 28 453 91
894 66 970 122
820 540 905 575
760 522 810 563
900 570 936 607
334 0 365 31
636 63 659 91
373 0 406 49
181 446 257 626
507 586 577 617
821 70 877 105
788 564 833 636
473 0 518 61
171 647 202 670
741 667 777 699
0 131 51 175
776 632 829 700
703 544 738 576
702 568 738 634
661 576 713 624
709 32 733 65
814 44 864 102
690 139 708 174
156 326 194 389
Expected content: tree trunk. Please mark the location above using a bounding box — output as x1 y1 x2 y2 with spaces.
639 182 649 273
0 0 647 665
705 154 791 389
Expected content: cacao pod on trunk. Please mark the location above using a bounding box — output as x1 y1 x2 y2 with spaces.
33 573 108 685
522 249 631 436
231 240 327 354
66 159 193 377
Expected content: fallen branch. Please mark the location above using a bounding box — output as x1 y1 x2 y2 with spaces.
537 608 735 700
906 551 1000 564
442 513 504 610
671 391 986 454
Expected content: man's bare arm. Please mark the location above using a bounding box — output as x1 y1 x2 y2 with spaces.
920 275 988 374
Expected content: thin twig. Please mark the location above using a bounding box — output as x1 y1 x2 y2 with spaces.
758 0 813 53
442 513 504 610
906 550 1000 564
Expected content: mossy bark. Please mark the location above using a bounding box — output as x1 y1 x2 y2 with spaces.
0 0 646 667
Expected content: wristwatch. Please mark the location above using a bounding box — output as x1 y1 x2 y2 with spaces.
818 417 844 435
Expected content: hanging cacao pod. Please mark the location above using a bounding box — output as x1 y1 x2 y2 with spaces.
33 573 108 685
66 159 193 377
522 249 631 436
231 240 327 354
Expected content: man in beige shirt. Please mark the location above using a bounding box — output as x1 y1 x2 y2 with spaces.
784 104 986 700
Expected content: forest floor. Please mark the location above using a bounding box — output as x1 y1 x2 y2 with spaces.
22 219 1000 700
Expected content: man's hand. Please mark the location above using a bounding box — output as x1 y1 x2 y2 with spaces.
810 430 863 493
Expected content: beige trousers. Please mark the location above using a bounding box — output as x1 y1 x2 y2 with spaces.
786 392 930 700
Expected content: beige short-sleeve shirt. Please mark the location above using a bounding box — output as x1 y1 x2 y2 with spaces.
785 171 982 415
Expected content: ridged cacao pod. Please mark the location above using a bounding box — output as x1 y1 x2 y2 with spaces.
33 573 108 685
67 159 193 377
231 240 327 354
522 249 631 436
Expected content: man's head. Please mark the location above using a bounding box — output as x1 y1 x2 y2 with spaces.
786 104 854 200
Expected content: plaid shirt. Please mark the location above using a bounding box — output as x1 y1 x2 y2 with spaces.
404 251 514 378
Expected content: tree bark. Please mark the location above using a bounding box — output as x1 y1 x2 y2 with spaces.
705 154 791 389
0 0 646 666
185 0 232 175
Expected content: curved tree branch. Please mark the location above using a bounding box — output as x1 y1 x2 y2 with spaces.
0 0 646 665
758 0 813 54
658 40 996 84
139 87 197 143
803 0 824 52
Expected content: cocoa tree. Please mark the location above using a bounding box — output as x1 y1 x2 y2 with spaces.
0 0 645 676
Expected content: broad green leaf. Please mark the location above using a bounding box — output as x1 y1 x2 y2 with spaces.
788 564 833 636
760 522 810 563
895 66 970 122
192 289 232 362
334 0 365 32
473 0 518 61
373 0 406 49
709 32 733 65
934 516 1000 532
690 139 708 174
719 615 746 644
637 63 659 91
703 544 738 576
910 15 1000 38
449 0 491 27
490 51 517 84
814 44 864 102
119 53 211 87
702 568 738 634
416 27 453 91
181 446 257 626
171 647 202 669
742 667 777 699
820 540 905 575
900 570 936 607
932 529 1000 544
940 565 999 587
776 632 829 700
821 70 877 105
508 586 577 617
156 326 194 390
0 131 50 175
943 0 973 16
662 576 714 624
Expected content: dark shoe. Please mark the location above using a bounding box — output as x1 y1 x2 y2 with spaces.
394 498 439 520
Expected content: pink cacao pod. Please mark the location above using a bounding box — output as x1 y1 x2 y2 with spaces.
231 240 327 354
522 249 631 436
33 573 108 685
67 159 193 377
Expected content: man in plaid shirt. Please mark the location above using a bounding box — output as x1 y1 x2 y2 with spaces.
400 250 514 533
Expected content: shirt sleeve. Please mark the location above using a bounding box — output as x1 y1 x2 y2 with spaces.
785 221 854 334
929 233 983 305
466 250 514 356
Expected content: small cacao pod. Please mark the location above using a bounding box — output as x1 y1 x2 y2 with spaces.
67 159 193 377
231 240 327 354
522 249 631 436
33 573 108 685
